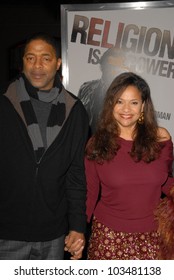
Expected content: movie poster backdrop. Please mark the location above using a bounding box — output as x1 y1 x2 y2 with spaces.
61 1 174 142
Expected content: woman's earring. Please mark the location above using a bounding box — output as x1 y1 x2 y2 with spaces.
138 112 144 124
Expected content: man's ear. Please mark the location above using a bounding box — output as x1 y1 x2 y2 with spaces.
57 58 62 71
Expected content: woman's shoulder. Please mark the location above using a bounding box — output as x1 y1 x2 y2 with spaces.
157 127 171 142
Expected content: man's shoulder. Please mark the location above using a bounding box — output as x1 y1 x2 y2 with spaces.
63 88 88 114
65 89 78 100
78 79 100 98
80 79 100 88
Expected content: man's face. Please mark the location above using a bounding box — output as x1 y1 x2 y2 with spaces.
102 55 129 87
23 39 61 90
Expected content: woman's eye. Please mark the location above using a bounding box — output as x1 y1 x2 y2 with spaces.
116 99 122 104
132 101 139 105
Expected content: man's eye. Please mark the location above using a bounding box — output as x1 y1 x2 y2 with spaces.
27 57 34 61
43 57 50 62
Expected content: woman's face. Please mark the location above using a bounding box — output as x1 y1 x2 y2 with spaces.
113 85 144 132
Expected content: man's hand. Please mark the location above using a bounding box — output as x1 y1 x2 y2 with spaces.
64 231 85 260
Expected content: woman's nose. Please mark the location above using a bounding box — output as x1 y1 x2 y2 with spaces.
122 103 130 111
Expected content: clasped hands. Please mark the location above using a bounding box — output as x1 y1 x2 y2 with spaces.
64 230 85 260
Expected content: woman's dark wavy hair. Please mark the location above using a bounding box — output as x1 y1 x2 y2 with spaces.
86 72 162 163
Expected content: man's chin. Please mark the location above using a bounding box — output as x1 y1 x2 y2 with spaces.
30 80 44 90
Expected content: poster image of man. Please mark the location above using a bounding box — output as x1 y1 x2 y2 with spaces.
78 47 129 134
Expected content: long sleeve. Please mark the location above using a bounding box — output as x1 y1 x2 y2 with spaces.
161 139 174 195
66 102 89 233
85 157 100 223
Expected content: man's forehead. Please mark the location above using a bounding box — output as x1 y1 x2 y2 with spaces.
108 56 125 66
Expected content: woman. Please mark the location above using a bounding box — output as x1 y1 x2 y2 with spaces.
85 72 174 260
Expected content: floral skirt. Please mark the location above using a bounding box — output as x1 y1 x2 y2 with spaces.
87 217 160 260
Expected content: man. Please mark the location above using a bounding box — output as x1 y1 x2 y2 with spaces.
78 47 129 134
0 33 89 260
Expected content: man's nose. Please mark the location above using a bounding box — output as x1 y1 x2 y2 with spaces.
33 57 43 68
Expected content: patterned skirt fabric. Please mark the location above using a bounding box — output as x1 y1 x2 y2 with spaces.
87 217 160 260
